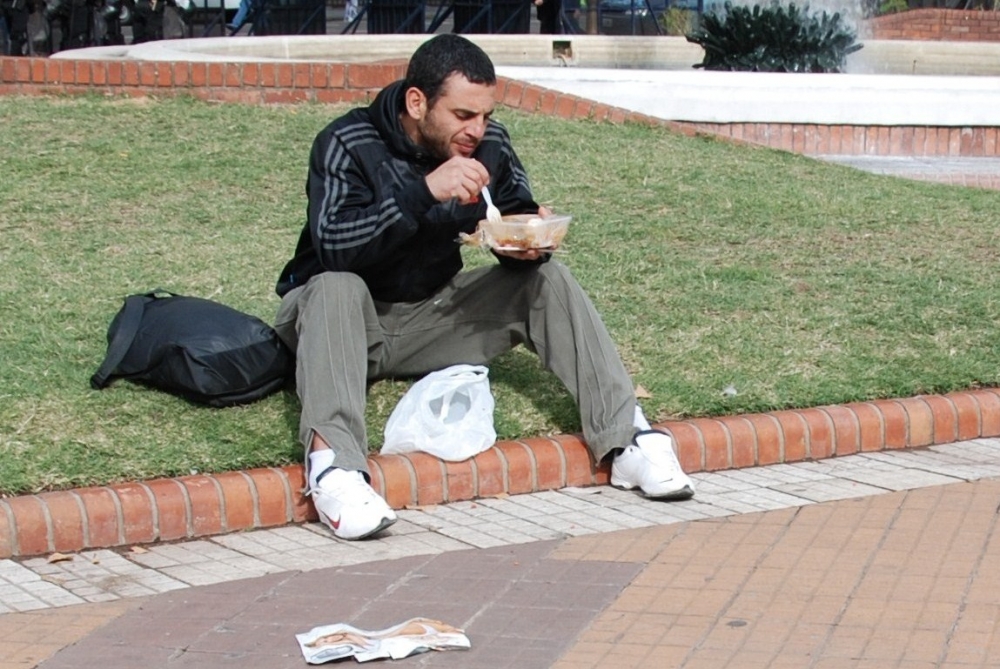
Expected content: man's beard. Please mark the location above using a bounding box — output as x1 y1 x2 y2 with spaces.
418 119 459 161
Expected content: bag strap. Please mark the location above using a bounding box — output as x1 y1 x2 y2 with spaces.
90 290 174 389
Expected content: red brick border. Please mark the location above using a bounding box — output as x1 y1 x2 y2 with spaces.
2 389 999 558
866 8 1000 43
2 57 997 159
677 121 1000 157
0 56 405 103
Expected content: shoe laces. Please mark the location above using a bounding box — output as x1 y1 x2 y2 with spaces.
314 468 382 503
633 432 684 476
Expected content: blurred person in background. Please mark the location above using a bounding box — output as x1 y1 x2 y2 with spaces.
130 0 163 42
1 0 33 54
534 0 558 33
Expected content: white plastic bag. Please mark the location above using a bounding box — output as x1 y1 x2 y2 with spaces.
381 364 496 462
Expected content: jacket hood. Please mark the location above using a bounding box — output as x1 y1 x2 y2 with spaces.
369 80 438 166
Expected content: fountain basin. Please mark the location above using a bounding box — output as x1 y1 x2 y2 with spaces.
43 34 1000 130
4 33 988 158
498 66 1000 126
51 32 1000 77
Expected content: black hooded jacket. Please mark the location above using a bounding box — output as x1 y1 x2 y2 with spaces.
276 80 542 303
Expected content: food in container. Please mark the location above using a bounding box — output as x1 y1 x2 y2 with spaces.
461 213 572 251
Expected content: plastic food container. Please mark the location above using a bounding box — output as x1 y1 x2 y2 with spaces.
478 214 572 251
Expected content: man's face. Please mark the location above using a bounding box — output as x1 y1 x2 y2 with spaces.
413 73 497 160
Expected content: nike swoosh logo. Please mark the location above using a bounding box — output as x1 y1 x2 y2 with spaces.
331 516 341 530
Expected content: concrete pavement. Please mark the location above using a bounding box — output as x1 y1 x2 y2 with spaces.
817 155 1000 191
4 439 1000 667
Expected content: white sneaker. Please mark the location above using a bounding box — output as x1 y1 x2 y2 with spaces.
611 430 695 500
309 468 397 540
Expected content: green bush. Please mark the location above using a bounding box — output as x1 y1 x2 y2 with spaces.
661 7 697 35
686 1 863 73
876 0 909 15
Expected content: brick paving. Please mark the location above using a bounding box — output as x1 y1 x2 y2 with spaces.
2 442 997 614
0 600 140 669
1 440 1000 668
554 479 1000 669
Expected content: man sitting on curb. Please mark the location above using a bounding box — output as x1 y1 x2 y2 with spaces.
273 34 694 542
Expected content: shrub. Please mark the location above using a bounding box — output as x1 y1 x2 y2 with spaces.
876 0 910 15
686 1 863 73
661 6 697 35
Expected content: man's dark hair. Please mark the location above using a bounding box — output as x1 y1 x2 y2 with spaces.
403 34 496 105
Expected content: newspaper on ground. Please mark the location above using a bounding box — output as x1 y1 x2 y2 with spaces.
296 617 471 664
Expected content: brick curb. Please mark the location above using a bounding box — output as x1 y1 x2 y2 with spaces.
2 389 998 558
2 57 999 158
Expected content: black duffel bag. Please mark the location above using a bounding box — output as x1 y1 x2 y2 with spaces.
91 290 292 407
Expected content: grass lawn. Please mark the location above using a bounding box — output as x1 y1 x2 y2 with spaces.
2 94 999 496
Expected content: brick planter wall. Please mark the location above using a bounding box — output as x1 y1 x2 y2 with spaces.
0 56 408 103
677 122 999 157
2 55 998 159
865 8 1000 42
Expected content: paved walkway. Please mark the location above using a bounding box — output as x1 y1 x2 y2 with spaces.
817 155 1000 191
4 439 1000 667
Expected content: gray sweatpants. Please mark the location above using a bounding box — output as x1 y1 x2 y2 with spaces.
273 261 637 477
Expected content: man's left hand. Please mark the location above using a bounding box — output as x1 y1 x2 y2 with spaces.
493 248 548 261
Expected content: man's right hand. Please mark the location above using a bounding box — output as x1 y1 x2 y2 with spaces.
425 157 490 205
